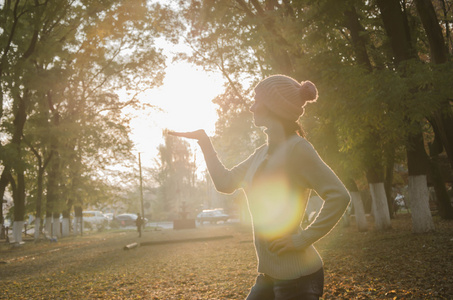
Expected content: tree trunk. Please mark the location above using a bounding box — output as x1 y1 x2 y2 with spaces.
10 124 26 243
434 111 453 170
46 157 59 230
27 142 53 240
14 168 26 220
341 213 350 227
11 93 29 240
427 126 453 219
62 207 71 237
45 215 52 238
369 182 392 230
34 217 41 240
46 91 62 235
375 0 414 63
439 0 453 53
13 171 26 242
365 139 391 230
344 178 368 232
384 148 396 218
74 206 83 236
342 6 386 232
36 167 44 219
0 167 11 239
428 155 453 219
350 191 368 232
52 212 61 237
414 0 448 63
343 7 373 71
406 130 435 232
408 175 435 232
61 217 70 237
34 166 45 240
12 221 24 243
414 0 453 170
63 182 74 236
376 0 436 233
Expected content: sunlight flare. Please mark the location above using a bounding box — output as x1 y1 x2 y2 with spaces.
130 63 224 163
247 174 303 240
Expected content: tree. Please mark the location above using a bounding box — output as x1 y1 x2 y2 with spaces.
211 84 265 166
175 0 453 232
414 0 453 219
177 0 396 231
375 0 435 232
1 0 172 241
0 0 43 243
153 133 200 220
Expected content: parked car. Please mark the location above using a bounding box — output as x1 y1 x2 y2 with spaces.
83 211 108 229
113 213 148 227
196 209 229 224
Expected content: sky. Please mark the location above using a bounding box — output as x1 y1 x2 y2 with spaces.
127 60 225 169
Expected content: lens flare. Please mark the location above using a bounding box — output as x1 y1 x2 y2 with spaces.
247 173 305 240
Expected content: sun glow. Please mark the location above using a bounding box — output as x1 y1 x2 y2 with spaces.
247 174 304 240
129 62 225 167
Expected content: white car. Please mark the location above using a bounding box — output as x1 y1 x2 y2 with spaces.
113 213 148 227
196 209 229 224
83 211 108 229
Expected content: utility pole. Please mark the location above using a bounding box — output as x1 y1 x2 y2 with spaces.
1 199 6 239
138 153 145 221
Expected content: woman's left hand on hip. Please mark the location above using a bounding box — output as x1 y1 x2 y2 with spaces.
269 236 297 255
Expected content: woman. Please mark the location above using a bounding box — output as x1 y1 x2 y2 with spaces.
170 75 350 299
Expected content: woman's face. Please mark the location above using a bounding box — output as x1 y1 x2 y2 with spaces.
250 92 272 127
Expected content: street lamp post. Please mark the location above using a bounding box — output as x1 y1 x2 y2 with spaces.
1 199 6 239
138 153 145 222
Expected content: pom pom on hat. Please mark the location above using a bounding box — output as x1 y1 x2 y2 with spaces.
254 75 318 122
300 80 318 103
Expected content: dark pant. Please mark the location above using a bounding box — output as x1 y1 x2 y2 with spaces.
246 268 324 300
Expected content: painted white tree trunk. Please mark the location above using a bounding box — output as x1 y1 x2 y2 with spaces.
34 217 41 240
45 217 53 238
408 175 435 233
351 191 368 232
73 218 78 235
13 221 24 243
52 218 61 237
369 182 391 230
73 217 82 235
341 209 350 227
61 218 70 237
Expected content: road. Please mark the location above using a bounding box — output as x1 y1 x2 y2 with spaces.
147 219 239 230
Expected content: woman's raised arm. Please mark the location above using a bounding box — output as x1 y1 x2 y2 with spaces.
168 130 254 194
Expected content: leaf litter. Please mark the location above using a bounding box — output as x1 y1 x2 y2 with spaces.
0 213 452 299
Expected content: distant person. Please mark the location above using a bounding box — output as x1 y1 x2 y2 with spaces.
136 213 143 238
170 74 350 299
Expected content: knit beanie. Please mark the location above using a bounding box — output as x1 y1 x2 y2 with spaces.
254 75 318 122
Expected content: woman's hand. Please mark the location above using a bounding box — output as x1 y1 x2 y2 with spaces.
167 129 208 141
269 236 297 255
